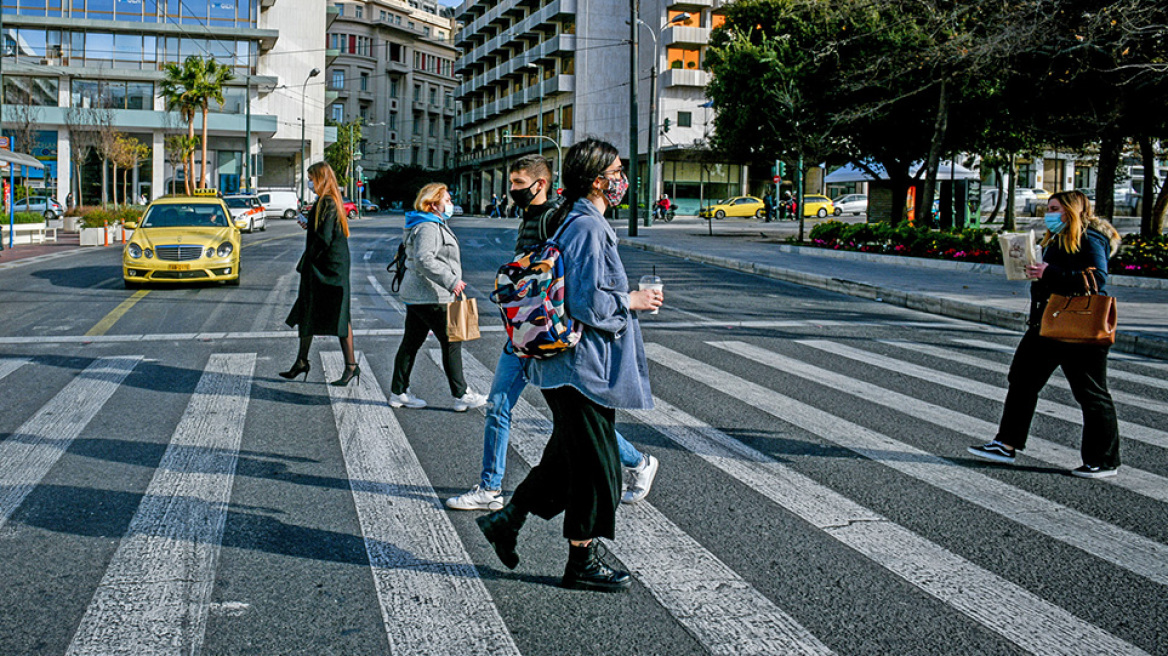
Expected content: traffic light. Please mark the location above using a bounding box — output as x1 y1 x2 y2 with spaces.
662 118 671 134
502 128 512 144
779 161 787 176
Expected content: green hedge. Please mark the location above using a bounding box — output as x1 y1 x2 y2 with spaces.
804 220 1001 263
72 206 145 229
12 211 45 224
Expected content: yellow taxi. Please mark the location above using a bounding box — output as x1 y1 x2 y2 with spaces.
123 189 245 288
801 194 836 218
699 196 766 220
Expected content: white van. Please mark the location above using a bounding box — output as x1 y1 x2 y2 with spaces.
258 190 304 220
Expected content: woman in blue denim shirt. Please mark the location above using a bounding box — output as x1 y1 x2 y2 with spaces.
476 139 663 592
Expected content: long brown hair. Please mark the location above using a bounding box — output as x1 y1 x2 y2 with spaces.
308 161 348 237
1043 189 1091 254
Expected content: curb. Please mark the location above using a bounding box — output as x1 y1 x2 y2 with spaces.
621 238 1168 361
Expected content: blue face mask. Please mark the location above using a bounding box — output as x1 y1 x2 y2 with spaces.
308 178 315 193
1044 212 1065 234
441 202 454 219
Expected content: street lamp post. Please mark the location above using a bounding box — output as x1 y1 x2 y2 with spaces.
638 12 690 228
523 63 544 159
298 68 321 206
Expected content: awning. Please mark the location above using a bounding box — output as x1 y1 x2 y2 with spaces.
0 149 46 170
825 161 978 183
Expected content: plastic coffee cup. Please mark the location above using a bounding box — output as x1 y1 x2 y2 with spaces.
639 275 663 314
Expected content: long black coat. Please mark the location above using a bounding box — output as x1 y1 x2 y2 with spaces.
285 196 351 338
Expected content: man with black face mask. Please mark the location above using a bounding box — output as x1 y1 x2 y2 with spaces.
447 155 660 512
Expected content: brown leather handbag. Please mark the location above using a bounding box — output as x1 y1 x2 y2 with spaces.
1039 268 1117 345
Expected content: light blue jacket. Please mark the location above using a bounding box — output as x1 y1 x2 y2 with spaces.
527 198 653 410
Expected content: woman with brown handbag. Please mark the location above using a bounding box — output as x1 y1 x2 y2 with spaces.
967 190 1123 478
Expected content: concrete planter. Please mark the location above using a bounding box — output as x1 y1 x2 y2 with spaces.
80 226 111 246
1 222 48 245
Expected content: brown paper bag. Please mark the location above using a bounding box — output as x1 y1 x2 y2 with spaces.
447 296 481 343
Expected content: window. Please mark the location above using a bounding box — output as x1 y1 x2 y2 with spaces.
429 119 437 137
354 5 362 18
711 13 726 28
667 47 701 69
413 113 422 135
70 79 154 109
334 3 342 15
331 69 345 89
389 78 399 98
445 92 453 108
3 76 59 106
360 105 369 120
360 72 369 91
560 105 573 131
424 26 430 37
380 10 386 21
677 111 692 128
388 113 397 130
428 149 435 167
429 87 437 106
332 103 344 122
413 84 421 102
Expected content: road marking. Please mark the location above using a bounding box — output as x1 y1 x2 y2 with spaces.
626 396 1147 655
322 351 521 656
798 339 1168 450
85 289 149 336
367 274 405 315
0 357 30 382
444 349 836 656
0 357 140 531
881 339 1168 415
788 340 1168 504
67 353 255 656
661 342 1168 587
951 338 1168 388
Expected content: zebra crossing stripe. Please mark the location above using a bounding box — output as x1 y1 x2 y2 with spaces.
667 342 1168 587
0 357 29 382
951 338 1168 386
322 352 521 656
0 356 140 532
367 274 406 315
796 340 1168 505
797 339 1168 450
445 349 836 656
66 353 256 656
880 340 1168 417
625 396 1147 655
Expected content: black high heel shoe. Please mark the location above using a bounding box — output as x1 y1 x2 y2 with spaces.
331 362 361 387
279 359 311 381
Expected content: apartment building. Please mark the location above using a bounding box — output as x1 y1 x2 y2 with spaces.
453 0 749 214
327 0 458 177
1 0 328 203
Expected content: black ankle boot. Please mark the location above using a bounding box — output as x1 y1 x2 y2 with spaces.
561 540 631 592
476 504 527 570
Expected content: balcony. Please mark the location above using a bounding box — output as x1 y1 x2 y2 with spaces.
457 0 578 70
326 4 339 26
661 67 710 88
325 48 340 66
668 0 713 8
387 59 410 74
664 26 711 48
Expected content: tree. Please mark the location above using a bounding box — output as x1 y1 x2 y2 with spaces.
165 134 198 195
369 163 455 209
162 56 218 192
113 135 150 205
192 59 234 189
64 108 101 205
325 119 362 193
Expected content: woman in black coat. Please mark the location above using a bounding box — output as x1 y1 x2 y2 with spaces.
281 161 359 386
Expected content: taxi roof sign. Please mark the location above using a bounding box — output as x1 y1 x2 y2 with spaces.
192 188 220 197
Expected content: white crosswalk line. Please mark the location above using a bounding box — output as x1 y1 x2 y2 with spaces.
799 339 1168 450
626 397 1148 655
880 339 1168 417
951 338 1168 387
0 356 140 531
659 342 1168 587
789 341 1168 504
322 352 521 656
442 349 836 656
0 357 29 382
367 273 406 315
66 353 256 656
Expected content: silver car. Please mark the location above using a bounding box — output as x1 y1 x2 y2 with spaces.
832 193 868 216
13 196 64 220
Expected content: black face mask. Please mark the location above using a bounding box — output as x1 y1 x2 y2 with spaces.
509 180 543 209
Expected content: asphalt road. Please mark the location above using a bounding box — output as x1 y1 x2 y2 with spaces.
0 215 1165 656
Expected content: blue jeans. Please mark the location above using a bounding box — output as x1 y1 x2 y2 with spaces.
481 344 643 490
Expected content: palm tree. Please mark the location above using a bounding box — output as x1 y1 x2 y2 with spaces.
194 59 234 189
161 57 203 194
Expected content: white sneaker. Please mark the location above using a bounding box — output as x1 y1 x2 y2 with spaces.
453 391 487 412
621 454 659 505
388 391 427 409
446 485 504 511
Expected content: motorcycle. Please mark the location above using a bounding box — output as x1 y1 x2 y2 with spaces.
654 206 676 222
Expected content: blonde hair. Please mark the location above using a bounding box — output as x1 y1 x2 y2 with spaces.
414 182 448 213
307 161 348 237
1043 189 1091 254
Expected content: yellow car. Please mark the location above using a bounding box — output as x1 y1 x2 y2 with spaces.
801 194 836 218
123 190 244 288
700 196 765 220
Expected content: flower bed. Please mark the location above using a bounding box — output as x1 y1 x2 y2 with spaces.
802 220 1168 279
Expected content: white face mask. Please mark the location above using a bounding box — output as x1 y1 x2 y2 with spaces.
442 202 454 218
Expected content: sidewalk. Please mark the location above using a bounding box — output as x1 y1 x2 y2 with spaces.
0 223 83 270
614 215 1168 360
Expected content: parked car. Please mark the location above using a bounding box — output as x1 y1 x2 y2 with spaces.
257 190 302 220
223 194 267 233
801 194 836 218
361 198 380 213
1075 187 1140 215
981 187 1037 215
699 196 765 219
341 199 359 220
13 196 64 220
832 193 867 216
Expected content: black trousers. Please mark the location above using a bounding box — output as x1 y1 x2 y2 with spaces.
511 386 621 542
390 303 467 397
996 329 1120 468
